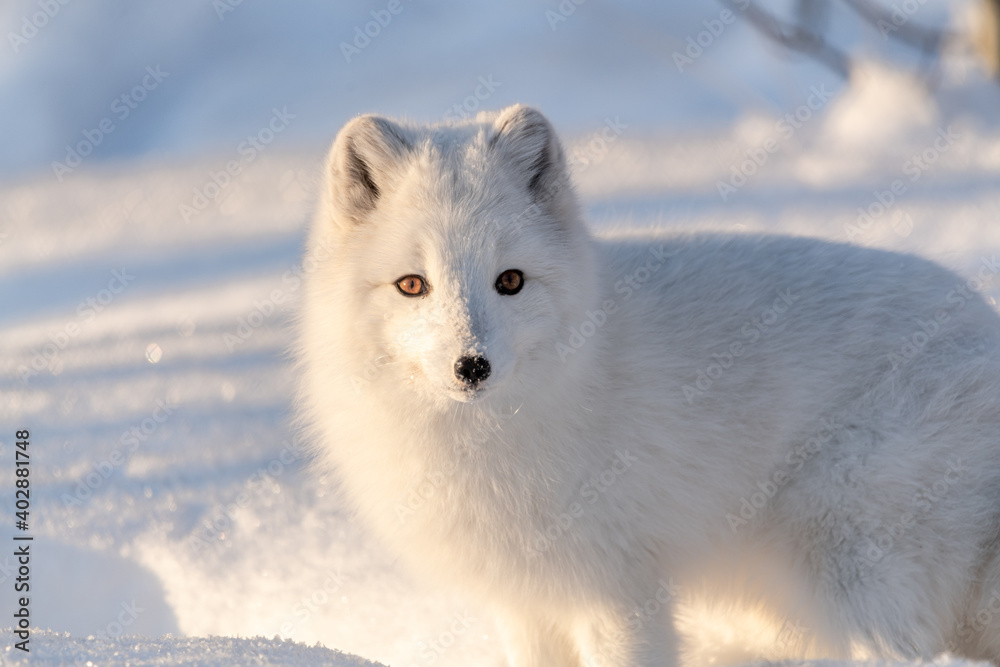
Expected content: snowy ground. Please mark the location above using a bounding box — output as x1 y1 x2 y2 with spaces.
3 1 1000 665
0 631 386 666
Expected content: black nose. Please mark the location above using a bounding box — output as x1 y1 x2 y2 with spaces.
455 355 491 386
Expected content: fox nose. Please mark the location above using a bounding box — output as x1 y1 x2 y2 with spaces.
455 355 491 387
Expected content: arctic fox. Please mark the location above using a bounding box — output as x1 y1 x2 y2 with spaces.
298 104 1000 666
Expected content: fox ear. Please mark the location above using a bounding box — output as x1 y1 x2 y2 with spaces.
489 105 567 201
326 114 412 226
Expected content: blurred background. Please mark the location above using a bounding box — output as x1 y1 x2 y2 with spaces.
0 0 996 177
1 1 999 665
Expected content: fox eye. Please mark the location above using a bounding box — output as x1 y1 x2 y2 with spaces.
495 269 524 295
395 275 428 297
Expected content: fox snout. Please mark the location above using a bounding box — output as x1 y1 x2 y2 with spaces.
454 355 491 387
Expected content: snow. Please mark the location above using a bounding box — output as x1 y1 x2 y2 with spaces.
1 630 386 666
2 0 1000 664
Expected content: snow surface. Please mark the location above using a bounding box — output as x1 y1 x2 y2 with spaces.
2 0 1000 665
0 631 386 666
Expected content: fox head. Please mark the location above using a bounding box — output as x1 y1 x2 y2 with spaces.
303 105 596 413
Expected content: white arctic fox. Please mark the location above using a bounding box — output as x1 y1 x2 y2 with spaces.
298 104 1000 666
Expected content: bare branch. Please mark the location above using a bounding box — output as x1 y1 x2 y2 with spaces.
840 0 953 55
737 0 853 79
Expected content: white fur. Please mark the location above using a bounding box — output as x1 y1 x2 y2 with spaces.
297 105 1000 666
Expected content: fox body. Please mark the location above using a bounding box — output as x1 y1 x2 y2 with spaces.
298 105 1000 665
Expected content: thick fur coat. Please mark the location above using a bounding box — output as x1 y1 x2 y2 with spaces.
298 105 1000 666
